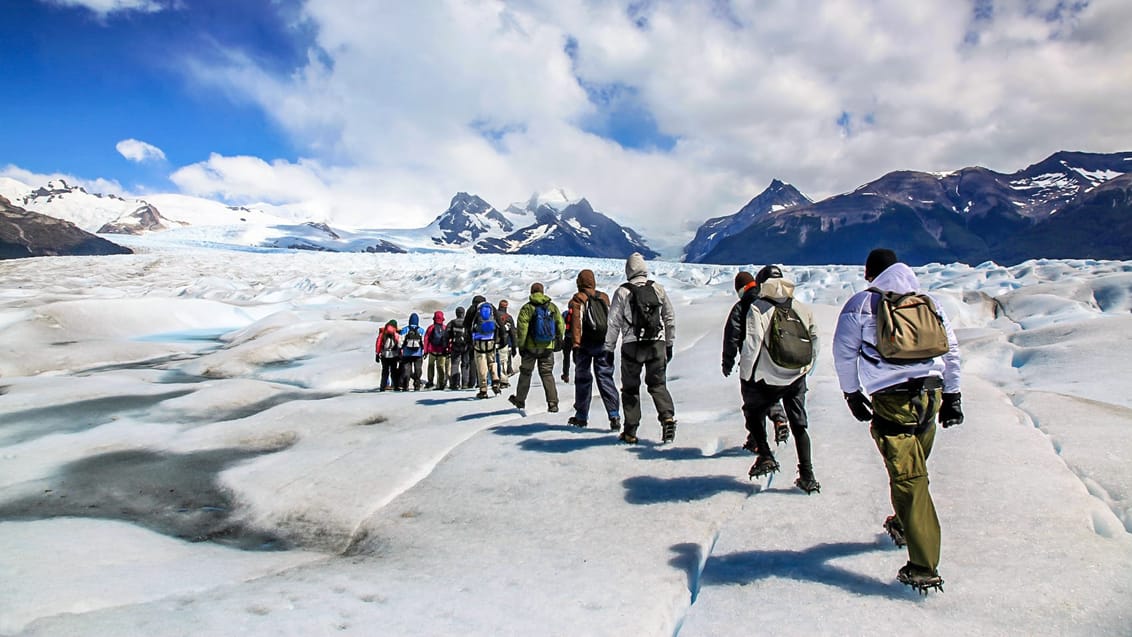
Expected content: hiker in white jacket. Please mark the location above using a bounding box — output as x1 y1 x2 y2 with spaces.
734 265 820 492
832 248 963 594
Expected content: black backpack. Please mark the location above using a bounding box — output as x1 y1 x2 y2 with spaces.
762 299 813 370
447 321 467 353
581 293 608 344
621 282 663 341
402 328 423 352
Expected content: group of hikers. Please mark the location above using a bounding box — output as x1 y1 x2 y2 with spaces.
374 248 964 595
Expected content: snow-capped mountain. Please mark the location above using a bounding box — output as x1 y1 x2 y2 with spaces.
0 176 658 259
1 195 131 258
687 150 1132 266
97 203 185 235
475 195 659 259
0 179 149 233
0 178 300 233
426 192 515 247
683 179 811 263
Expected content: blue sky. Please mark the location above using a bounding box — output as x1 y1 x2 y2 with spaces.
2 0 1131 234
1 0 309 192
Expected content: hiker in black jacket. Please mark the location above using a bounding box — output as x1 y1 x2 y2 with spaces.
722 271 790 444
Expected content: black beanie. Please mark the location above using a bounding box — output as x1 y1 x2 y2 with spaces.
865 248 898 280
755 265 783 284
734 271 755 293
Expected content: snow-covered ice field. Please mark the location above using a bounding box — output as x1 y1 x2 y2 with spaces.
1 251 1131 636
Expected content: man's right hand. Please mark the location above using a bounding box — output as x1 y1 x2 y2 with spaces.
844 391 873 422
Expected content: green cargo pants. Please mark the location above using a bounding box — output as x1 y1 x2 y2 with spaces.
871 385 942 571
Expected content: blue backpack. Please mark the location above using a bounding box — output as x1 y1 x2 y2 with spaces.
472 302 496 341
531 303 555 345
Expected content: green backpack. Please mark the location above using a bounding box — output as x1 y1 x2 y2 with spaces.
764 299 813 370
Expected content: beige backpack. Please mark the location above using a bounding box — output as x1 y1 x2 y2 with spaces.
869 288 949 362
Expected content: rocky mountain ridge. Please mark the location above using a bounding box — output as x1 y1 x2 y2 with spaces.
687 150 1132 266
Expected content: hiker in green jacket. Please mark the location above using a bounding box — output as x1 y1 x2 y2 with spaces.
508 282 566 413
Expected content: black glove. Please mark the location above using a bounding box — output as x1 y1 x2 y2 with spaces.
603 351 615 367
844 391 873 422
722 364 732 377
375 353 380 364
666 345 673 363
940 392 964 428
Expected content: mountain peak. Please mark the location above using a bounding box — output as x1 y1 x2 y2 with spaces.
682 179 811 262
525 187 581 212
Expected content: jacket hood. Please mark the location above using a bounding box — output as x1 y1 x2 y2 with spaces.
576 269 596 293
472 295 486 306
433 310 444 323
528 292 552 305
625 252 648 281
870 262 920 294
758 278 796 302
409 313 420 327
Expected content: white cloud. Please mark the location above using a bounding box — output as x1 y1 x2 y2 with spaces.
116 139 167 163
175 0 1132 240
43 0 165 17
0 164 126 197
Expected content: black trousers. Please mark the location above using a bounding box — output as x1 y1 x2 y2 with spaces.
740 375 813 473
619 340 674 428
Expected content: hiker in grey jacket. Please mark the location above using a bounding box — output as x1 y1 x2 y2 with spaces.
733 265 820 493
832 248 963 593
603 252 677 444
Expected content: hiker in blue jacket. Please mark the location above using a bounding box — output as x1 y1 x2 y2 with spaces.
399 313 426 391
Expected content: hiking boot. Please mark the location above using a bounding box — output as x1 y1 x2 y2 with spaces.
548 404 559 413
507 395 525 410
884 515 907 548
748 454 780 479
618 426 639 444
774 419 790 445
568 416 588 428
609 417 621 431
476 390 489 399
897 562 944 594
795 465 820 493
492 383 501 395
742 439 760 455
794 476 821 494
661 418 677 443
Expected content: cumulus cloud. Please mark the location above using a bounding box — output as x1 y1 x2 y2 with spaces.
1 164 126 196
116 139 167 163
177 0 1132 240
43 0 165 17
